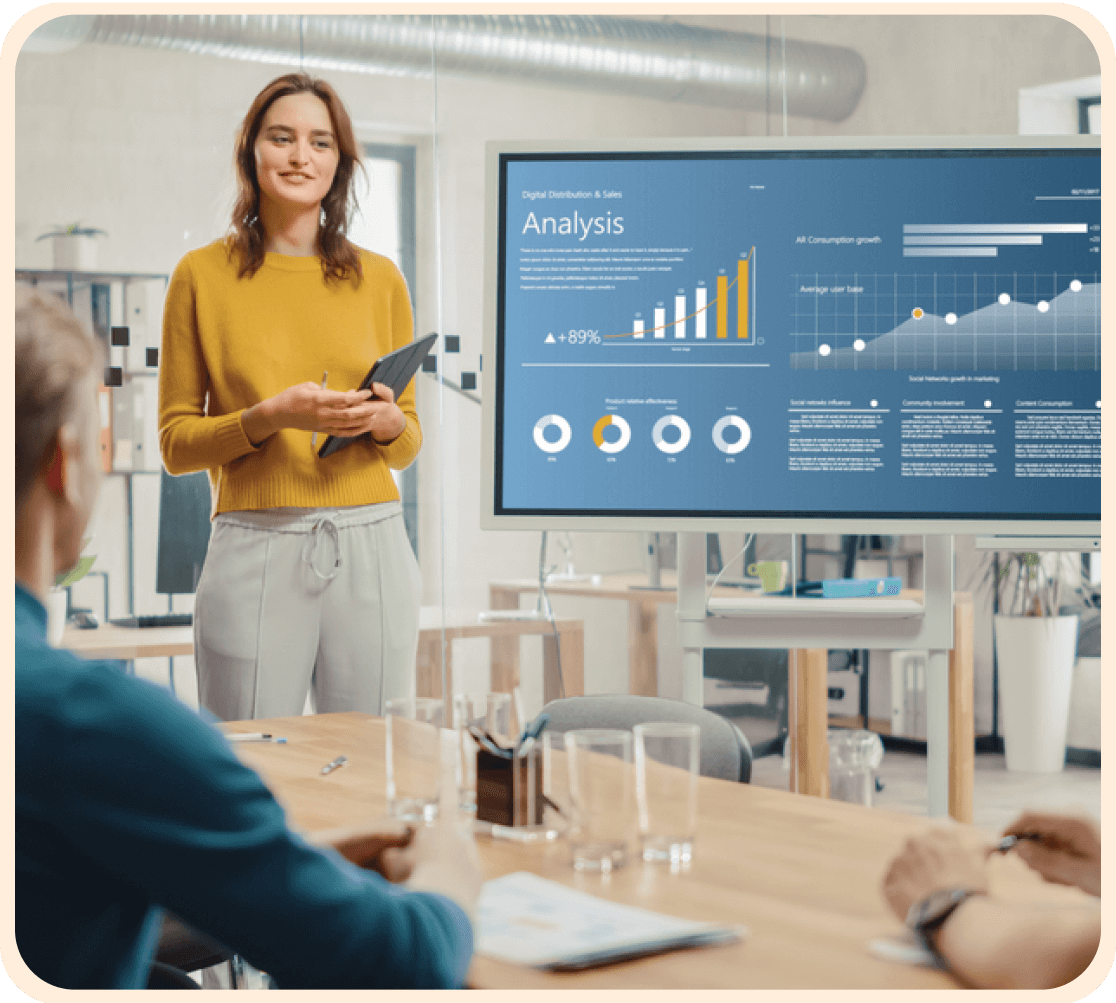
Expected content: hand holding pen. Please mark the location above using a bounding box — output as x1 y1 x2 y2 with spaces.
998 811 1101 897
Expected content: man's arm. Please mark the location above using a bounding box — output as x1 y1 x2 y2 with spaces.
882 826 1101 990
932 895 1100 990
40 664 476 989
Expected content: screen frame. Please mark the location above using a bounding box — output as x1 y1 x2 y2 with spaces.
480 133 1102 536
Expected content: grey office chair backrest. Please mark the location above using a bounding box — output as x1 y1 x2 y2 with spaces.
541 695 752 783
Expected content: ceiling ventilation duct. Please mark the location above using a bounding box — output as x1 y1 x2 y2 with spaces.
23 14 866 122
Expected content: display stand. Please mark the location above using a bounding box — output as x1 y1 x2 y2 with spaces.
676 533 957 817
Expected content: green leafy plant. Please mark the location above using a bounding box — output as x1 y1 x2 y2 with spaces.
54 538 96 590
36 223 108 241
993 551 1061 617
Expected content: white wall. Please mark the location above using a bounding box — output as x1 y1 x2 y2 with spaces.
15 13 1100 714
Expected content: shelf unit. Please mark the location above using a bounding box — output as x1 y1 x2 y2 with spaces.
18 267 170 617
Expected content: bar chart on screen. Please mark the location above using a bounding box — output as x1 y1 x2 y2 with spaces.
604 247 758 345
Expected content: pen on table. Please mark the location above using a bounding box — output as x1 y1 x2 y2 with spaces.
321 755 348 775
228 733 287 744
310 371 328 450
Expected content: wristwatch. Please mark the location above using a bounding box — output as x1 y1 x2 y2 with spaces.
906 887 983 956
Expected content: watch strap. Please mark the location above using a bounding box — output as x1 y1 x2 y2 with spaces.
908 888 982 959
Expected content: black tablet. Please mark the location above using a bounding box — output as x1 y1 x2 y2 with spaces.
318 333 438 459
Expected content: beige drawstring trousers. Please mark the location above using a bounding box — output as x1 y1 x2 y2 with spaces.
193 501 421 721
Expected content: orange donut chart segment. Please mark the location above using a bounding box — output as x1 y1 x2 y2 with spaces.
592 414 632 453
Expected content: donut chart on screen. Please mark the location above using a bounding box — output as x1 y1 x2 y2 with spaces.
533 414 572 453
713 415 751 455
592 414 631 453
652 415 691 454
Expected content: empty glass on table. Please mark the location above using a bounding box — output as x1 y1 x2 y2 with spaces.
384 697 444 823
634 722 700 863
564 729 634 872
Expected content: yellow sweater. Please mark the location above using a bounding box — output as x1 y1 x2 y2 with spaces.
158 239 422 514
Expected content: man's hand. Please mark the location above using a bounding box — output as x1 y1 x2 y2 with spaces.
403 820 484 925
1003 811 1101 898
883 827 992 922
307 823 415 882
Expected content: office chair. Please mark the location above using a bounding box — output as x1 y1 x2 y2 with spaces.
541 695 752 783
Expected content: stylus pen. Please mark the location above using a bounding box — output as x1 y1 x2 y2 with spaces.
228 733 287 744
310 371 328 450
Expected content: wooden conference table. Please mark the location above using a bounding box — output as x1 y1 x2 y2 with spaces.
490 574 974 822
221 711 1078 990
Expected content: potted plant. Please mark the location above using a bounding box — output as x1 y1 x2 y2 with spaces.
991 552 1078 773
45 542 97 647
36 223 108 272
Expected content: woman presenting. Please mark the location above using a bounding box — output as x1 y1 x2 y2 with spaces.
159 73 423 720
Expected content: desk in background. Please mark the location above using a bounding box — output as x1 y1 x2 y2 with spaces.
415 607 584 704
223 711 1078 990
488 576 974 823
62 609 586 712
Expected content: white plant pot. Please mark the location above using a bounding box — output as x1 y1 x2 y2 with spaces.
52 234 98 272
994 614 1078 773
44 589 68 647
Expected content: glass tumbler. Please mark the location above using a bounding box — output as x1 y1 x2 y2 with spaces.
634 722 700 863
384 697 444 822
564 729 634 872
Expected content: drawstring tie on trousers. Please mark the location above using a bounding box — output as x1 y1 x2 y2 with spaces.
301 516 342 582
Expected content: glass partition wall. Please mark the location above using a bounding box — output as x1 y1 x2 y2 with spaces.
15 12 1100 771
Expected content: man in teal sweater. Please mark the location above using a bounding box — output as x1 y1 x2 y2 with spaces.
14 286 479 989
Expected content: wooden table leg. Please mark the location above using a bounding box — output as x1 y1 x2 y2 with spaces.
543 624 584 703
949 601 975 823
488 586 522 697
789 649 830 798
416 635 450 699
628 600 658 696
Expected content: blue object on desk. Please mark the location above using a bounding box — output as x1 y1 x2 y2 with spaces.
771 577 903 599
821 577 903 598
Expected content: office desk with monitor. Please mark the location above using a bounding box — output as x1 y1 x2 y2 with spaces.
221 711 1078 990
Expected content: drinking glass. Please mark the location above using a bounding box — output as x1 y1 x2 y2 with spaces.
634 722 700 863
453 692 513 813
384 697 443 822
564 729 634 871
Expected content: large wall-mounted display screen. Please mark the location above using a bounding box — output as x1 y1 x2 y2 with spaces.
488 141 1100 529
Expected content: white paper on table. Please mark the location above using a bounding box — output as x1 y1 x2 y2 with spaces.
476 871 746 970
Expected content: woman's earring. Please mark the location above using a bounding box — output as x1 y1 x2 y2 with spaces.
320 207 327 227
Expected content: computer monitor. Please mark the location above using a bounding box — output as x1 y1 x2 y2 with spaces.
155 469 212 595
481 135 1100 538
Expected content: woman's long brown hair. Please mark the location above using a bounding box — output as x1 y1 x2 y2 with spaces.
229 73 364 284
